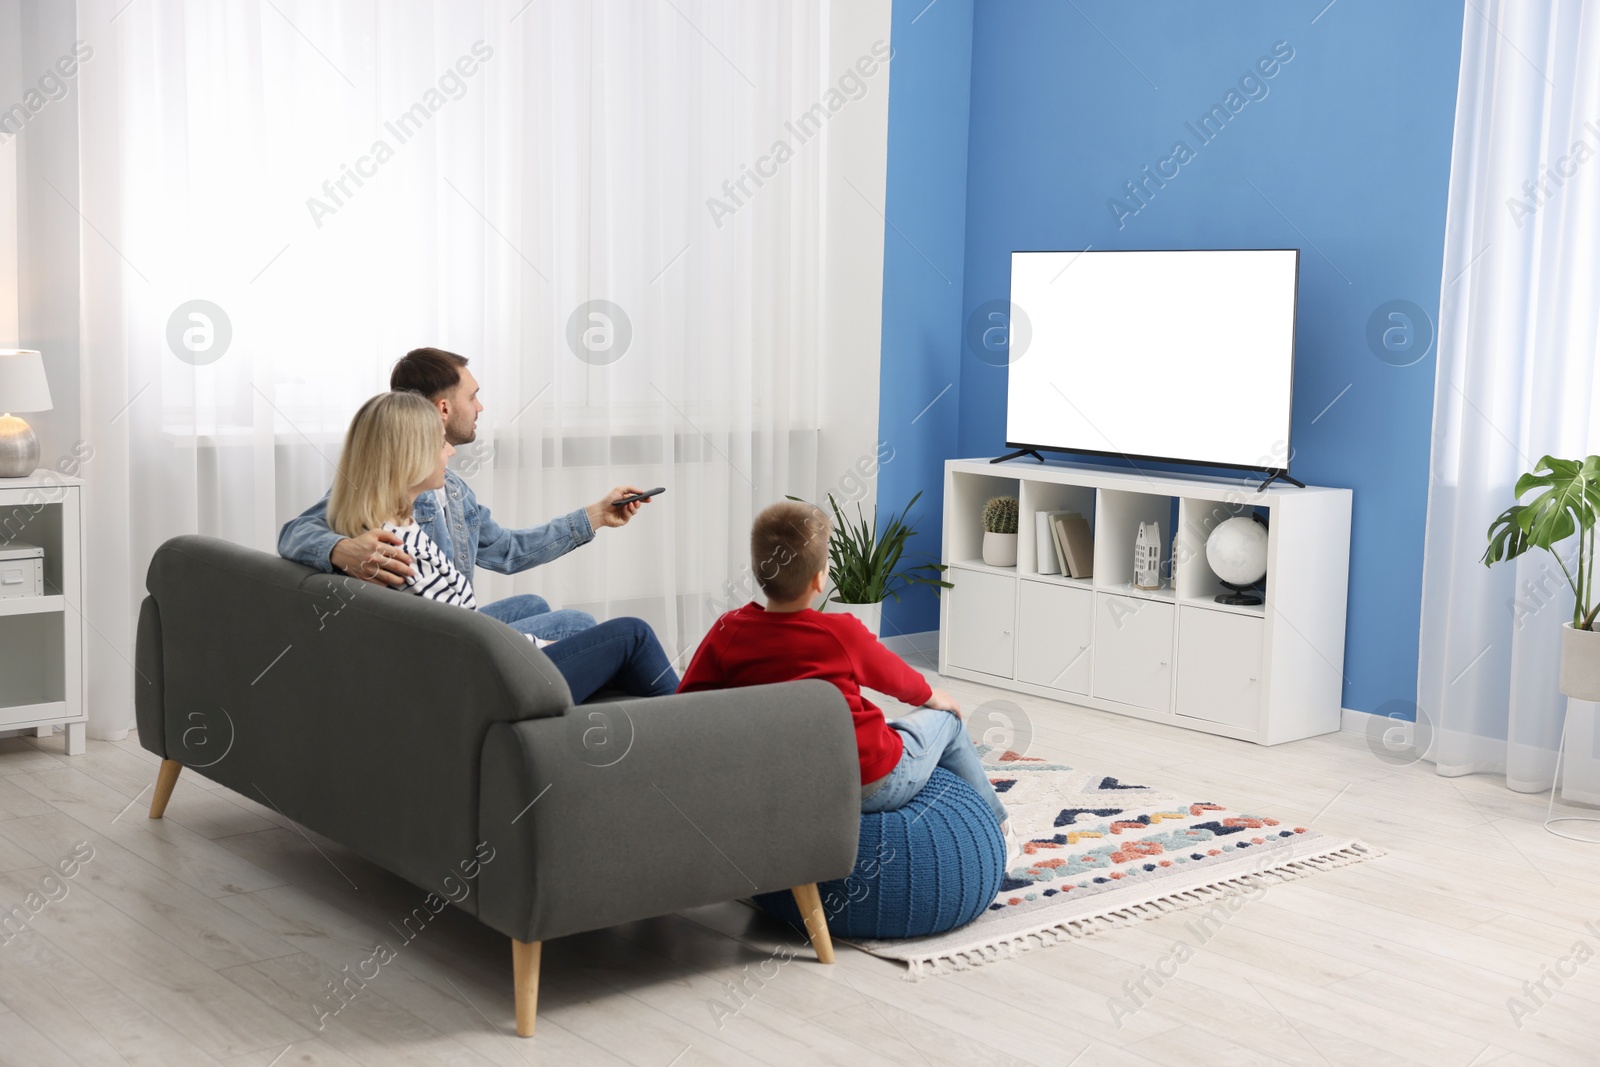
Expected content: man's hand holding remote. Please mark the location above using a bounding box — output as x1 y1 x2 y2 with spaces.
586 486 653 532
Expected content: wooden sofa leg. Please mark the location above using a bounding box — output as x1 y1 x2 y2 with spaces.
512 939 541 1037
791 883 835 964
149 760 182 819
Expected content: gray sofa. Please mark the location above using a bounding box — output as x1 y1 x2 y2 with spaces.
133 535 860 1037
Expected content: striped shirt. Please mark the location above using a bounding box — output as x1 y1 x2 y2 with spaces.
384 521 477 609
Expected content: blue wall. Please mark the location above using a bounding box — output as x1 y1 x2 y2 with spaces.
878 0 1465 717
874 0 975 643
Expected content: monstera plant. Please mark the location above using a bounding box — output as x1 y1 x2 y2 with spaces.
1483 454 1600 698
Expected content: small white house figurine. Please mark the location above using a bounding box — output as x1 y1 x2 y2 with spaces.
1134 521 1162 590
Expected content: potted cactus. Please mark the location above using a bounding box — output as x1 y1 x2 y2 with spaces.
1483 455 1600 699
982 495 1020 567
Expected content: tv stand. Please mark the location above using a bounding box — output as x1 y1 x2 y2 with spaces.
939 458 1351 745
991 448 1044 464
1254 470 1305 492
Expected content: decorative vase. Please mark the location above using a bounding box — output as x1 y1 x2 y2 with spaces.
1560 622 1600 701
831 600 882 637
981 531 1018 568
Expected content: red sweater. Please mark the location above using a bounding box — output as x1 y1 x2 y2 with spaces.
677 603 932 784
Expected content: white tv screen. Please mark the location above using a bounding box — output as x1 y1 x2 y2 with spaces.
1006 249 1299 472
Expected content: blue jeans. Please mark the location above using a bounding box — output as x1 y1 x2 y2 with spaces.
480 593 596 642
539 617 679 705
861 708 1008 824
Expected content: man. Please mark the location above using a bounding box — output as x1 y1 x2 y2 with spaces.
278 347 650 641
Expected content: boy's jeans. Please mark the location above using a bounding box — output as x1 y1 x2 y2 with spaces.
861 707 1008 825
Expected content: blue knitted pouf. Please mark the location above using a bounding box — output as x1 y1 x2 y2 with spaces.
755 767 1005 940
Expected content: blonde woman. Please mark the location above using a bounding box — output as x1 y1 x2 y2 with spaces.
328 392 679 703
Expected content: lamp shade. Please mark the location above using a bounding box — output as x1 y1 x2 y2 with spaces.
0 350 52 413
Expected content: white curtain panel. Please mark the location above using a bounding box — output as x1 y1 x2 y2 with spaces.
75 0 887 737
1420 0 1600 792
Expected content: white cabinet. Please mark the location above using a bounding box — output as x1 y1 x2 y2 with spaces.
945 568 1016 678
1091 593 1174 713
1176 607 1263 730
938 457 1352 744
0 472 86 754
1016 580 1092 694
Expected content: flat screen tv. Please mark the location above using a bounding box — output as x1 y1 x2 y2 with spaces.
1004 248 1300 478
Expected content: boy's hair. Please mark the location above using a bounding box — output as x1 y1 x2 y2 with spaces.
391 347 468 400
752 501 831 603
328 391 445 536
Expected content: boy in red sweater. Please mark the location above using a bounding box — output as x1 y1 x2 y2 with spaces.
678 501 1008 828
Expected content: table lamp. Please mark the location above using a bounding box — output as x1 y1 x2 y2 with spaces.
0 349 53 479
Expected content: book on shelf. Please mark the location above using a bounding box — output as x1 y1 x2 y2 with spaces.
1048 511 1073 576
1035 511 1060 573
1054 513 1095 579
1036 511 1075 579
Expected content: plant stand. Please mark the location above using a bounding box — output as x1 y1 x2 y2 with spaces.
1545 701 1600 843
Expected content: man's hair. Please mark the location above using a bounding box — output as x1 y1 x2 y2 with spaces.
391 347 468 400
752 501 830 603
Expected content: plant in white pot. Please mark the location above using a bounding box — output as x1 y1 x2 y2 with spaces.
1483 454 1600 698
788 491 951 636
981 495 1019 567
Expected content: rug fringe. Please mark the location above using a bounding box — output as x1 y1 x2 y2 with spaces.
900 839 1385 980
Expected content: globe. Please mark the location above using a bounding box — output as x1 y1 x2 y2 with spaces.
1205 516 1268 586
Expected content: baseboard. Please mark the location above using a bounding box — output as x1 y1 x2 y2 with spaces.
1341 707 1385 735
880 629 938 658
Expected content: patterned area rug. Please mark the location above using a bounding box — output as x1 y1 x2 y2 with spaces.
848 745 1382 978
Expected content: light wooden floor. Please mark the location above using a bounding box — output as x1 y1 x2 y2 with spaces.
2 660 1599 1067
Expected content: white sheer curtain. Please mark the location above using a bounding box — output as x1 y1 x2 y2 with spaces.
1419 0 1600 793
76 0 874 738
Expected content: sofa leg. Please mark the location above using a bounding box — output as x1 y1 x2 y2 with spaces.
512 939 541 1037
149 760 182 819
790 883 835 964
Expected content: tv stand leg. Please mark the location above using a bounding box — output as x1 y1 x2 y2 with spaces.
1255 470 1306 491
991 449 1044 464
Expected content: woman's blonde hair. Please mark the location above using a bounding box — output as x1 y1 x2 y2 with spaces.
327 391 444 536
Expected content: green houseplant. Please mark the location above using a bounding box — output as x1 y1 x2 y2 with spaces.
788 490 951 636
981 495 1020 567
1482 454 1600 699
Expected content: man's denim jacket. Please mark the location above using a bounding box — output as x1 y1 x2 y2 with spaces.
277 468 594 584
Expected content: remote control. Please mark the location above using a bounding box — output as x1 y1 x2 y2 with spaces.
612 487 666 506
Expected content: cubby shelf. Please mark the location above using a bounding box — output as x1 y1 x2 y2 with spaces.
0 473 86 753
0 593 66 617
948 559 1027 578
939 457 1351 745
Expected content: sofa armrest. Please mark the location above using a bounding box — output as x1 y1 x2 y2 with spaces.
474 679 861 944
135 596 166 757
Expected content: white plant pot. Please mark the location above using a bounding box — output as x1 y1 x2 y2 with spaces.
1560 622 1600 701
829 600 882 637
982 531 1018 568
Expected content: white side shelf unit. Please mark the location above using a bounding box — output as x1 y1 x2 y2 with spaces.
939 458 1351 745
0 471 86 754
